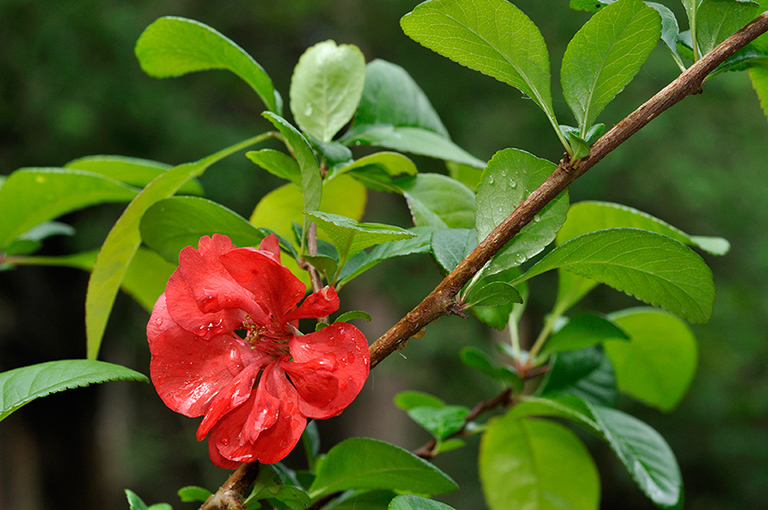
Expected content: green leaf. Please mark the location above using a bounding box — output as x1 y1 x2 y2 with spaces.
85 134 267 359
401 0 557 127
447 162 483 192
568 133 591 158
308 438 458 498
328 490 399 510
338 227 434 285
394 390 445 411
65 155 203 195
4 221 75 256
557 201 730 255
398 174 476 229
511 396 683 508
696 0 759 54
334 310 372 323
330 152 418 182
344 59 484 168
647 2 687 70
431 228 477 273
0 168 138 250
516 228 716 323
246 149 301 187
408 405 470 441
538 345 619 407
569 0 616 12
749 63 768 120
606 308 697 411
141 196 269 262
479 412 600 510
588 403 682 508
459 347 499 378
305 211 415 276
463 281 522 308
561 0 661 134
1 360 148 422
389 495 456 510
476 149 569 270
290 40 366 142
250 175 367 247
125 489 150 510
135 16 279 113
178 486 212 503
542 313 629 356
262 112 322 217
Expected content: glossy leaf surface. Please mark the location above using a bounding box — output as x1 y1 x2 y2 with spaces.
308 438 457 498
398 174 476 229
518 228 716 323
476 149 569 270
389 495 456 510
401 0 556 122
480 412 600 510
561 0 661 132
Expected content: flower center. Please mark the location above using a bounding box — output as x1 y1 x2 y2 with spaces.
241 316 290 356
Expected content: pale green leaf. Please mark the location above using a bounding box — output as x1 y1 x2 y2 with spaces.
290 40 366 142
330 152 418 182
246 149 301 186
476 149 569 271
542 313 629 356
398 174 476 229
65 155 203 195
401 0 556 122
0 169 137 250
394 390 446 411
308 438 457 498
517 228 716 323
85 134 267 359
1 360 147 422
480 412 600 510
135 16 279 112
561 0 661 133
607 308 697 411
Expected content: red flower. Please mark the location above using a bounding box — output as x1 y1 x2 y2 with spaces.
147 234 370 468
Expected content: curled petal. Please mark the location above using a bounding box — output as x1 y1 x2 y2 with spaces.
283 323 370 419
219 248 306 320
148 295 262 417
208 440 242 470
208 364 306 464
164 270 251 340
283 286 340 323
258 234 281 262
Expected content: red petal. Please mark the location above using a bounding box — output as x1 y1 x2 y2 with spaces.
208 440 242 470
258 234 281 262
219 248 306 321
283 286 340 323
148 294 264 417
207 364 306 464
282 323 369 419
196 361 266 440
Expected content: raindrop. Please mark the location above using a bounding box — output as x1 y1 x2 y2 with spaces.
488 175 495 184
515 252 527 264
304 103 313 116
533 215 541 223
154 317 164 326
510 181 517 189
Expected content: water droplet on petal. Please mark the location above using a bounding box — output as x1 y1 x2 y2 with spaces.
154 317 164 326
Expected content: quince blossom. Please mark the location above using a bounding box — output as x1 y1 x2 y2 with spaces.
147 234 369 468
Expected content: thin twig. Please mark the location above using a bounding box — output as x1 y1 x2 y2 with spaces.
413 387 513 459
195 12 768 510
369 11 768 369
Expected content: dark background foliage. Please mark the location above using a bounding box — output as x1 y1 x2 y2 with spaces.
1 1 767 509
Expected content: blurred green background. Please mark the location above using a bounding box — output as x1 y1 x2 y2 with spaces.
1 1 767 509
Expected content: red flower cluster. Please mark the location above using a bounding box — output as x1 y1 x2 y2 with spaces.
147 234 370 468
